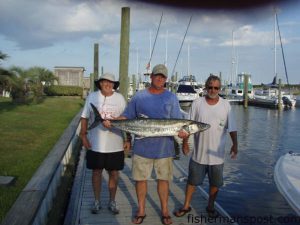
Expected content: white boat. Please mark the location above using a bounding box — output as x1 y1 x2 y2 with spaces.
226 73 254 100
178 75 203 96
251 86 296 108
176 84 199 107
274 152 300 216
176 75 201 107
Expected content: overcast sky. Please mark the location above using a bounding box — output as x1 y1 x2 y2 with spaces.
1 0 300 84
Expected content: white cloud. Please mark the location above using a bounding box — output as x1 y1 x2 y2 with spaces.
220 25 273 47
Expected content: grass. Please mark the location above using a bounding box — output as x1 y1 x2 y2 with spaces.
0 96 84 222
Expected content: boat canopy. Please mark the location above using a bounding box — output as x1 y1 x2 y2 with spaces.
177 84 197 93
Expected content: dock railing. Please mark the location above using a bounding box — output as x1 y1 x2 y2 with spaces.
1 110 82 225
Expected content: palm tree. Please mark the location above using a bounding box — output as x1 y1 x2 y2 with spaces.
1 51 58 102
26 67 58 98
0 51 11 96
0 51 8 61
27 67 57 86
8 66 31 102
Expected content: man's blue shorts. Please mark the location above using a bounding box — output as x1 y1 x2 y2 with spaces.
187 159 224 188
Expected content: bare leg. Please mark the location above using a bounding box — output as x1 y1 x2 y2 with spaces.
174 183 195 217
132 180 147 224
92 169 103 201
208 185 219 210
158 179 172 224
108 170 119 201
183 183 196 209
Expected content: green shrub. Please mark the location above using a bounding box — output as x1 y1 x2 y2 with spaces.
44 85 82 96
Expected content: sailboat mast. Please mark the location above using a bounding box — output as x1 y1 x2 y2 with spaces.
165 30 168 67
231 30 236 85
276 11 290 86
188 44 190 76
274 11 277 83
149 30 152 73
235 52 239 81
136 47 139 76
171 15 192 77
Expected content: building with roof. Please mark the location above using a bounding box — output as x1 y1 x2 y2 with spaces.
54 66 85 87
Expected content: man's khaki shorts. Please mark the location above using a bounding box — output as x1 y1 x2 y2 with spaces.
132 154 173 181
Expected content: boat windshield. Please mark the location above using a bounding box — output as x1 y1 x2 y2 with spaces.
177 85 197 93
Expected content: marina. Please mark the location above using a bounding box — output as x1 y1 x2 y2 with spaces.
1 4 300 225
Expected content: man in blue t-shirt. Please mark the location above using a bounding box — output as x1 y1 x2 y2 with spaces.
104 64 187 225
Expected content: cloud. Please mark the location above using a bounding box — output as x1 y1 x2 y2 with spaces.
0 0 280 50
0 0 124 49
220 25 273 47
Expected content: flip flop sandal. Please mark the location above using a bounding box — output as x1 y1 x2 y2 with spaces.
173 206 192 217
132 214 146 224
206 207 218 218
161 215 172 225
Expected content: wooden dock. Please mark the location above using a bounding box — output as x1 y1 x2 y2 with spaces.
64 150 238 225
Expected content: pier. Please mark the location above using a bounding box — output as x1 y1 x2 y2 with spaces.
64 150 237 225
1 109 237 225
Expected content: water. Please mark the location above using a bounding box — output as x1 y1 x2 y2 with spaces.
180 104 300 225
220 105 300 225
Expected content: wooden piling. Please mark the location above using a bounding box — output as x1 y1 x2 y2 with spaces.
132 74 136 95
90 73 94 92
171 72 178 93
243 74 249 108
278 78 282 110
119 7 130 101
93 43 99 91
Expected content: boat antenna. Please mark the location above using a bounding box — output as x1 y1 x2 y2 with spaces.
275 12 290 86
171 15 193 77
146 12 163 70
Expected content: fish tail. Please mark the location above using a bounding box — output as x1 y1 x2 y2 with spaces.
88 103 103 130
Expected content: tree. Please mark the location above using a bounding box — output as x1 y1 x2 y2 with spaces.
0 51 8 61
27 67 57 86
26 67 58 98
0 51 12 96
0 50 58 102
8 66 31 102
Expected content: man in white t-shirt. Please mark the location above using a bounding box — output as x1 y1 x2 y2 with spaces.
80 73 130 215
174 75 238 218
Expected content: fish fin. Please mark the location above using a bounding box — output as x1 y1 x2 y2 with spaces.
88 103 104 130
88 121 102 130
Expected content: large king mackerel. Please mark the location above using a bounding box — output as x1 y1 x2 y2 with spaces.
88 103 210 137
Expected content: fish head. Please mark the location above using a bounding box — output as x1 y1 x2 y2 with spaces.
186 121 210 134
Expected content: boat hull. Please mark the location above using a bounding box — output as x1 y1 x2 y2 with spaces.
274 152 300 216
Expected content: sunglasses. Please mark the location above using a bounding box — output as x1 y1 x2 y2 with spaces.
208 86 220 90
